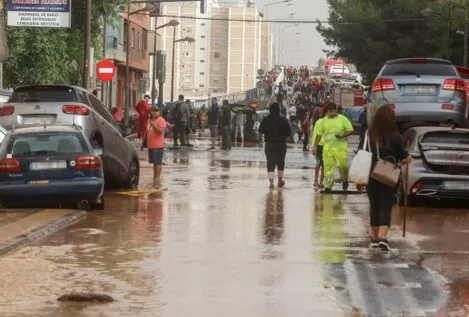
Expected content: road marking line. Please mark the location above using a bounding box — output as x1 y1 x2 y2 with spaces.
343 260 368 314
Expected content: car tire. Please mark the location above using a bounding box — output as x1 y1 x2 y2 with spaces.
91 196 105 211
123 159 139 189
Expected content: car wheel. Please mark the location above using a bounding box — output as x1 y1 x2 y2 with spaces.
124 159 139 189
91 196 105 211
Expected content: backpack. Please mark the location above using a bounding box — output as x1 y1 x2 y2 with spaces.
171 103 183 122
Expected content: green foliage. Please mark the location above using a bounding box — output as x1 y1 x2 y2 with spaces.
3 0 128 88
317 0 468 83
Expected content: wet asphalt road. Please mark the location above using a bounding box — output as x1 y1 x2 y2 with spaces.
1 136 469 317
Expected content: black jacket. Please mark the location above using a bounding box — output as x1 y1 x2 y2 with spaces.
258 114 291 143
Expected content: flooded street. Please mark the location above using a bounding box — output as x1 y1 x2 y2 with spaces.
1 139 469 317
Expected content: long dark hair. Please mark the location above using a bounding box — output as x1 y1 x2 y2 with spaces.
369 105 399 148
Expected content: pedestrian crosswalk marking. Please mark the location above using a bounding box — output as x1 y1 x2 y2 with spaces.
343 260 368 314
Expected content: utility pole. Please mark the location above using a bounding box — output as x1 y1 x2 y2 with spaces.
124 4 131 130
101 13 107 102
83 0 92 89
151 8 159 109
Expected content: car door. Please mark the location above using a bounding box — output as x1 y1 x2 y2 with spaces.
87 94 129 182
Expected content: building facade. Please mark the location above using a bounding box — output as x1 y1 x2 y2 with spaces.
154 0 273 102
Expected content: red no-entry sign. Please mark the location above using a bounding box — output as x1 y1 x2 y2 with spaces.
96 59 115 82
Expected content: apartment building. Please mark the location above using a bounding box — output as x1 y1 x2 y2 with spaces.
155 0 273 101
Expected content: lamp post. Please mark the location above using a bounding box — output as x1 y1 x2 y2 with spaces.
171 36 195 102
123 4 154 130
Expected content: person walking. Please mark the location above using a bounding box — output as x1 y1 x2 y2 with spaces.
171 95 190 147
367 105 411 251
234 110 245 145
258 102 291 189
311 107 325 188
144 107 168 189
220 99 232 150
301 108 311 151
136 95 151 140
312 103 354 193
207 97 220 151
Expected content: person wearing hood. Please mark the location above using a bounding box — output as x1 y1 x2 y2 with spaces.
170 95 190 147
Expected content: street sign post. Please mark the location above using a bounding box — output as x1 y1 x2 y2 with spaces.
7 0 71 28
96 59 115 82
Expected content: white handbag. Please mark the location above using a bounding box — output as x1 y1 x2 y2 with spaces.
348 132 372 185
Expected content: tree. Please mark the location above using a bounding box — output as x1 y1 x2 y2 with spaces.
2 0 127 88
317 0 466 82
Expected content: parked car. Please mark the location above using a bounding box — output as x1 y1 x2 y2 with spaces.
342 106 364 132
0 89 11 105
368 58 468 132
397 126 469 206
0 85 139 188
0 125 105 209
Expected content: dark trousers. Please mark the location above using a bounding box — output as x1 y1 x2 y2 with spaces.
303 131 309 150
367 177 397 227
222 125 232 149
265 142 287 172
173 121 187 145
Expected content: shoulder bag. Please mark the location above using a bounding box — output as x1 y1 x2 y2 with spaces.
348 131 372 185
370 142 401 188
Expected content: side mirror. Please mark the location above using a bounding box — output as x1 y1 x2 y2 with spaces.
93 148 103 156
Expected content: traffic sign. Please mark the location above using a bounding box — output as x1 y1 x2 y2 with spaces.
96 59 115 82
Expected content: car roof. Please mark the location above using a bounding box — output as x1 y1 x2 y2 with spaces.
13 84 87 93
9 125 83 135
385 58 452 65
410 126 469 134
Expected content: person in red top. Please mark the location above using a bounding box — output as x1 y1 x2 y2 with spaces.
136 95 151 139
145 107 168 188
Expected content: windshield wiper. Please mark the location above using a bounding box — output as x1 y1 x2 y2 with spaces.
31 150 56 155
393 71 421 77
23 98 42 102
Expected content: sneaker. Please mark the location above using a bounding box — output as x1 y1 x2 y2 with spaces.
342 182 349 191
208 147 216 151
324 188 332 193
379 239 390 252
369 239 380 249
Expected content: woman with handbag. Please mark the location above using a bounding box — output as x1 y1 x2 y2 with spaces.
368 105 411 252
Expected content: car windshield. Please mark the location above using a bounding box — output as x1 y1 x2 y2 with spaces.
8 132 88 157
10 86 78 102
382 63 457 77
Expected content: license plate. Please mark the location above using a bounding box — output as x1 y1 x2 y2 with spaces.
442 181 469 190
29 180 49 184
22 116 54 125
405 86 436 95
30 161 67 170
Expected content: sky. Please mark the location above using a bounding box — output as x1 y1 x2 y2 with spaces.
253 0 329 67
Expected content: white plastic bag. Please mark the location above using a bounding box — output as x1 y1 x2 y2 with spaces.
348 132 372 185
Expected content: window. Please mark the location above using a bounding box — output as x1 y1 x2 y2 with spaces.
137 31 141 50
200 72 205 75
213 79 219 84
214 52 220 59
88 94 117 127
143 30 148 50
200 47 205 51
201 35 206 39
123 22 129 50
199 84 205 88
200 60 205 63
11 86 78 102
187 27 192 33
214 41 220 46
185 52 191 57
201 23 206 26
131 28 135 47
381 63 457 77
9 132 88 157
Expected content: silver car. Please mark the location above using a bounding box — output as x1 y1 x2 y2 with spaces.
397 126 469 206
0 85 139 189
368 58 468 132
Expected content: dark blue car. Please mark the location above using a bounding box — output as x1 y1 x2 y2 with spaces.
0 125 105 209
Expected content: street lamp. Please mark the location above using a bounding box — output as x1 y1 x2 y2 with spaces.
258 0 292 18
123 3 155 130
171 36 195 102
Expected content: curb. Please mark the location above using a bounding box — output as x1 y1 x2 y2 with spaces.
0 209 87 257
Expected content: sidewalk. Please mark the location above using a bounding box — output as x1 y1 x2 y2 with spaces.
0 209 86 256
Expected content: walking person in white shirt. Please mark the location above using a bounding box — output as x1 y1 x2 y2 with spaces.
234 110 245 145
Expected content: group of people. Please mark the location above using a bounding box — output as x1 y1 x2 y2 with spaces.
258 97 410 253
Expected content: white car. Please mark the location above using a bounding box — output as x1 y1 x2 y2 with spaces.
0 125 6 144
